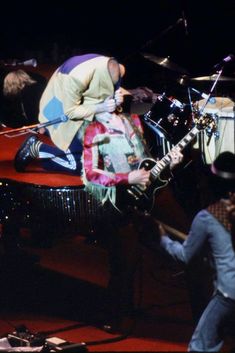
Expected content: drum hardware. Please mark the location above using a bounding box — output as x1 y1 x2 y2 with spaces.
169 97 184 111
191 87 216 104
192 57 235 165
205 115 219 146
193 109 219 146
192 100 235 164
192 64 225 129
195 69 222 116
143 112 166 139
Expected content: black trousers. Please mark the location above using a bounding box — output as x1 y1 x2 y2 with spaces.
96 209 142 324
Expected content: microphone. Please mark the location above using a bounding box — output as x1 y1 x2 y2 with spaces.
17 58 37 67
114 76 123 112
3 58 37 67
36 115 68 130
191 88 216 104
58 115 69 123
50 115 69 124
214 54 235 70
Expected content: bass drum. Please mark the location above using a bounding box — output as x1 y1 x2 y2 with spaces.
146 94 192 144
193 97 235 164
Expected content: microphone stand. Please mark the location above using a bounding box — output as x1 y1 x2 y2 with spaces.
187 87 194 114
199 69 223 114
196 68 223 162
0 117 67 137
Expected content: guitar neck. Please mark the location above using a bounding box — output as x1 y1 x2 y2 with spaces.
151 126 199 177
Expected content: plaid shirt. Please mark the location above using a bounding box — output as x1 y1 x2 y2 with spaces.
207 200 232 233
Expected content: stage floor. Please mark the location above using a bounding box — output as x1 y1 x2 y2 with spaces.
1 233 235 352
1 126 235 352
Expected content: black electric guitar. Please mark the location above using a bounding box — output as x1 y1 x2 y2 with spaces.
115 114 214 213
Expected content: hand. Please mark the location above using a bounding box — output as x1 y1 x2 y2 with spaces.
169 147 183 169
158 223 167 236
128 168 150 186
114 88 124 106
38 127 46 134
95 96 116 113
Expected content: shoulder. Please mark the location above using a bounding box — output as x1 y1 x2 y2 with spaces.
194 209 215 223
191 209 213 228
193 209 228 230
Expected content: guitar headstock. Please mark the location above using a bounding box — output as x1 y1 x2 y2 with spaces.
193 112 217 131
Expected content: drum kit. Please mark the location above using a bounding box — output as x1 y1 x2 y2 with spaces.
141 53 235 164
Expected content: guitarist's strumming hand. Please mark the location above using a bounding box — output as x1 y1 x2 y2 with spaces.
158 222 167 237
169 147 184 169
128 168 150 187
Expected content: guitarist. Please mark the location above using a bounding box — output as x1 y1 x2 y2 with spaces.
83 111 184 208
82 109 184 333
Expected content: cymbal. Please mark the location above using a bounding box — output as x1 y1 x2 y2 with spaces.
191 74 235 81
141 53 189 74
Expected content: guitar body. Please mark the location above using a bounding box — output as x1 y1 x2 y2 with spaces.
115 158 169 213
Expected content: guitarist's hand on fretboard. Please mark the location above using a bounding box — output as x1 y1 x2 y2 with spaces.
169 147 184 169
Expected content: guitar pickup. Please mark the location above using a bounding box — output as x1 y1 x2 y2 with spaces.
127 188 139 200
131 186 145 196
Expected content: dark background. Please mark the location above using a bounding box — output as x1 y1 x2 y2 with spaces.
1 0 235 95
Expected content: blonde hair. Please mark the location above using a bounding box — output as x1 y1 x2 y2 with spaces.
3 69 36 96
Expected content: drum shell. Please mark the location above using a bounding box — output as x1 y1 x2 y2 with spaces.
148 95 191 143
194 97 235 164
197 117 235 164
